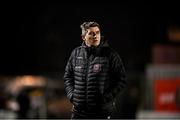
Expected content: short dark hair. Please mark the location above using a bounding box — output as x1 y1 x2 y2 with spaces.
80 21 100 36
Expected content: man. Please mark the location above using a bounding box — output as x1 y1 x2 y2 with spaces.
63 21 127 119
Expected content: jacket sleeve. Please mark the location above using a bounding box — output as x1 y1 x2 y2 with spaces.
108 51 127 99
63 50 75 103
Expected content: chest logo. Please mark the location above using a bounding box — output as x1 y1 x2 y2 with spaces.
93 64 101 72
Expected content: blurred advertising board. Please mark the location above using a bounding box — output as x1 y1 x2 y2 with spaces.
154 79 180 112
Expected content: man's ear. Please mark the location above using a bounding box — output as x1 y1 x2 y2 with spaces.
81 35 85 40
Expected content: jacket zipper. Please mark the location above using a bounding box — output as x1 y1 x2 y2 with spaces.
85 54 90 109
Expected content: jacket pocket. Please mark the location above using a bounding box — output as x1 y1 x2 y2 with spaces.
70 91 74 103
103 92 113 103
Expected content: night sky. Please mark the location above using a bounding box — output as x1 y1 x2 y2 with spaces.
1 2 180 75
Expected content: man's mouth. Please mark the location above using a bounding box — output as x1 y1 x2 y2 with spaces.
92 40 98 43
92 38 98 41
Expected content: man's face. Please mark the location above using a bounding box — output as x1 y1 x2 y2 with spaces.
82 26 101 47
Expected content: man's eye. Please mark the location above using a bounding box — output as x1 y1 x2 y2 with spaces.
96 31 100 34
88 32 94 35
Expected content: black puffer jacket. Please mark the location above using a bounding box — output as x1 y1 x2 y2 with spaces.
63 40 127 113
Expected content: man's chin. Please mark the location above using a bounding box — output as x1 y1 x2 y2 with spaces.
93 43 100 46
88 42 100 47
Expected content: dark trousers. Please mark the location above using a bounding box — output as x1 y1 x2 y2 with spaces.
71 107 111 119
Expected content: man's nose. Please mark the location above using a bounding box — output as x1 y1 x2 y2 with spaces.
92 32 96 36
92 33 96 38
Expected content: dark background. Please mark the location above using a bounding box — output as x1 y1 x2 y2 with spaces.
0 2 180 119
1 2 180 75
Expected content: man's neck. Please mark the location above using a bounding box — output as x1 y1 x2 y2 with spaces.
85 43 98 48
85 42 91 47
